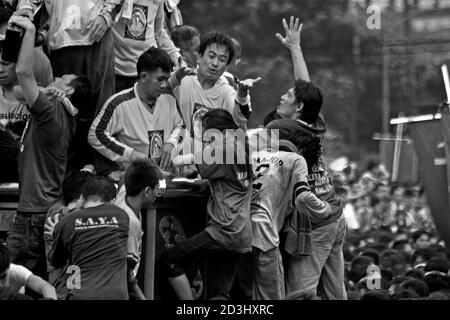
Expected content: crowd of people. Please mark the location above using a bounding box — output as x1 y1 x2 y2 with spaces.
0 0 448 301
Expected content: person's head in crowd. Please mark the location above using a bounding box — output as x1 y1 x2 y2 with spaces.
391 288 420 300
349 255 375 284
424 274 450 293
372 183 391 201
0 242 9 294
284 289 320 300
392 239 414 254
391 185 405 202
125 160 162 208
360 249 380 266
364 242 388 253
412 247 440 269
81 176 117 205
202 108 251 177
388 276 411 295
365 159 383 176
170 25 200 68
395 227 411 242
276 79 323 124
380 268 394 284
197 32 235 83
360 289 391 300
380 249 411 277
399 278 429 298
61 171 94 208
137 47 174 100
424 257 450 275
404 268 426 281
412 229 431 250
285 130 322 171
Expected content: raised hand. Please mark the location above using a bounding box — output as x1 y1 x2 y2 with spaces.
237 77 262 99
275 16 303 50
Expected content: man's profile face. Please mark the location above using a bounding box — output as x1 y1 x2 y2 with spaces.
197 43 229 82
277 87 298 119
180 35 200 69
0 53 17 88
141 68 170 100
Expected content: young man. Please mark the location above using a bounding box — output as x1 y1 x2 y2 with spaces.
265 17 346 299
0 242 56 299
167 109 253 300
5 15 92 279
0 7 53 182
246 130 332 300
50 176 129 300
88 47 184 177
112 0 182 92
170 32 260 147
114 160 162 300
43 171 93 299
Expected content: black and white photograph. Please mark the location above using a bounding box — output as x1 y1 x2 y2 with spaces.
0 0 450 313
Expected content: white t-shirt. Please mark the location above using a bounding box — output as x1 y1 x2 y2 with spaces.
6 264 32 294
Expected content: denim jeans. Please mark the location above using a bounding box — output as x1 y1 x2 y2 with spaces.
252 247 285 300
6 212 47 279
286 214 347 300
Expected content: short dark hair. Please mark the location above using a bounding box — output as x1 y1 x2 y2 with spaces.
391 288 420 300
125 160 162 197
68 75 94 121
202 108 237 132
62 171 94 205
400 278 429 297
171 25 200 49
424 274 450 293
199 32 235 65
404 268 426 281
0 242 10 274
294 80 323 124
425 257 450 274
286 130 322 170
137 47 174 77
82 176 116 203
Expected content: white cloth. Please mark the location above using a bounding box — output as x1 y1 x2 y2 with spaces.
6 264 32 294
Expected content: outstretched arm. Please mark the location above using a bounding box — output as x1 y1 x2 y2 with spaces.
276 16 310 82
10 15 39 107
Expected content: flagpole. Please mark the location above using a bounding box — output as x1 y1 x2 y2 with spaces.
442 64 450 105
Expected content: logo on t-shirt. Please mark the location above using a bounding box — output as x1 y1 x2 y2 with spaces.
74 216 119 230
148 130 164 163
124 4 148 41
191 103 211 139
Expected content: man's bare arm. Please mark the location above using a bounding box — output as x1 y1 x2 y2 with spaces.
10 15 39 107
276 16 310 82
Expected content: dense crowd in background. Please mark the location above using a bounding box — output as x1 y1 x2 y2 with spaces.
0 0 449 301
